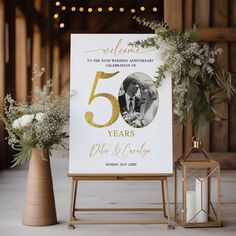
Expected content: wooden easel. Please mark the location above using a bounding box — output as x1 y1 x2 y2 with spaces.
68 174 174 229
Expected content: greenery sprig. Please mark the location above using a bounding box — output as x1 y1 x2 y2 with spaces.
130 16 236 136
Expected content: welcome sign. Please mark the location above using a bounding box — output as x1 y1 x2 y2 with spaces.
69 34 173 175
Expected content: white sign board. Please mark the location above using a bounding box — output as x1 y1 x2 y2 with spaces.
69 34 173 175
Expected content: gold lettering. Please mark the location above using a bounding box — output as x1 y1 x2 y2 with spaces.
123 143 151 158
89 143 110 158
85 71 120 128
84 39 140 56
114 39 122 56
107 130 135 137
123 143 131 158
111 144 121 157
130 130 135 137
124 130 129 136
119 130 124 137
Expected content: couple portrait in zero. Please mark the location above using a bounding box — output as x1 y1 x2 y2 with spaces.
118 72 158 128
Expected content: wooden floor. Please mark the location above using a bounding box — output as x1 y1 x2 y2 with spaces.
0 149 236 236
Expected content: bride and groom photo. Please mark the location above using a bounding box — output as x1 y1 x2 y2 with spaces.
118 72 159 128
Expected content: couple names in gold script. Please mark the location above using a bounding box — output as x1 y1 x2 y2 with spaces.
89 143 151 159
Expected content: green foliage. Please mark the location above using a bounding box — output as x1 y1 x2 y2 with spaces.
11 142 33 167
131 17 236 136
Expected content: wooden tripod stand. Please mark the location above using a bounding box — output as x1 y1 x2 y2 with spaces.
68 174 174 229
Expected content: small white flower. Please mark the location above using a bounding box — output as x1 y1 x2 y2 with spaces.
206 66 213 74
216 48 223 55
12 119 21 129
209 58 215 64
19 114 34 127
193 58 202 66
35 112 46 122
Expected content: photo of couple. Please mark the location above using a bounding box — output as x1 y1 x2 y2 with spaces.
118 72 158 128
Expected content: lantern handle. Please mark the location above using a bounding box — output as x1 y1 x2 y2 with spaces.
192 136 202 148
175 136 212 165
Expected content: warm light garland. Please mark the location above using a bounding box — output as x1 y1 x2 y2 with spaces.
54 5 159 14
53 2 160 29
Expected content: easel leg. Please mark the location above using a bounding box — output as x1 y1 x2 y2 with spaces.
161 180 167 217
68 178 76 229
67 176 175 228
72 179 78 220
164 178 175 229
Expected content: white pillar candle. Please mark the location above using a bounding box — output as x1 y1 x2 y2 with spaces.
186 191 196 223
195 177 208 222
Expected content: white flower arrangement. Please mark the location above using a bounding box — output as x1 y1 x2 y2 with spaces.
12 112 46 129
0 66 69 166
130 17 236 136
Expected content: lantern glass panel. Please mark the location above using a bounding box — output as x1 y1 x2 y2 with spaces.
184 165 220 225
175 165 183 225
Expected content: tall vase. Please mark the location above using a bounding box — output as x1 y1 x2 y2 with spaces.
22 148 57 226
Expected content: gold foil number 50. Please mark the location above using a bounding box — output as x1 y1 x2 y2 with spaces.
85 71 120 128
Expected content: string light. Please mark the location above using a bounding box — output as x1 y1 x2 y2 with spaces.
140 6 145 11
59 23 64 28
55 1 60 6
131 8 136 13
53 13 59 19
153 7 158 12
52 4 160 21
71 6 76 12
